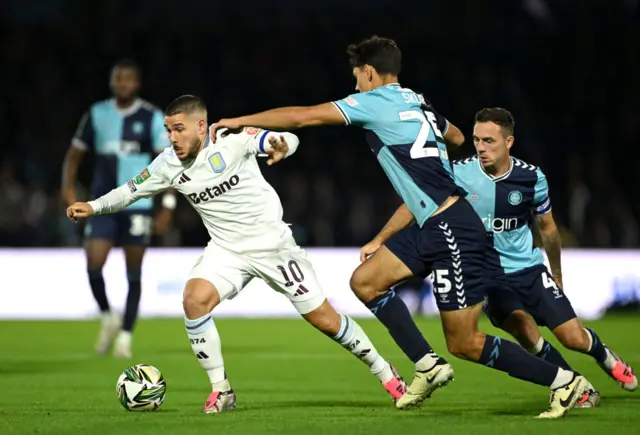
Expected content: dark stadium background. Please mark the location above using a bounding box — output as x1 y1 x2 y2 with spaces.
0 0 638 248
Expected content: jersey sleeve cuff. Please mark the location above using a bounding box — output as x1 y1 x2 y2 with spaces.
331 101 351 125
258 130 272 153
72 138 88 150
442 120 450 135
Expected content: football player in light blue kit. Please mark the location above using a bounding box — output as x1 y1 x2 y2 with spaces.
61 59 174 359
453 107 637 406
211 36 588 418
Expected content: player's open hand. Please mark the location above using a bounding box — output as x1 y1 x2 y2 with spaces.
360 238 383 262
210 119 244 142
66 202 94 222
264 135 289 166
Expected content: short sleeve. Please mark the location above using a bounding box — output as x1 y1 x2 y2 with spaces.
422 100 449 136
332 92 380 128
434 111 449 136
151 110 170 152
533 168 551 215
72 110 94 150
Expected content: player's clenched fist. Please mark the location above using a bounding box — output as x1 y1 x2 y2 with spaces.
66 202 94 222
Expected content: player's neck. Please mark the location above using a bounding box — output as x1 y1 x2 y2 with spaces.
373 75 399 89
115 98 137 109
485 158 512 178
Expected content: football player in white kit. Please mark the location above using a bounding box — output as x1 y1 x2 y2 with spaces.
66 95 407 414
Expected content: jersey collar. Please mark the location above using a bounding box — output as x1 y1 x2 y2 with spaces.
477 156 513 182
111 98 142 117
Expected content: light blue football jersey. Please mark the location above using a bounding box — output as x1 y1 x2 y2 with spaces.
333 84 464 226
453 156 551 274
73 98 168 210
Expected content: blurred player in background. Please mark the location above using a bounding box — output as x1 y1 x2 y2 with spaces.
454 107 637 406
66 95 407 414
61 59 175 359
211 35 588 418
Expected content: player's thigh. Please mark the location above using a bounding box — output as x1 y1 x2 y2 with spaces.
84 214 117 269
522 266 577 331
351 227 418 302
425 198 488 312
186 245 252 311
250 246 327 316
501 309 543 350
118 210 153 248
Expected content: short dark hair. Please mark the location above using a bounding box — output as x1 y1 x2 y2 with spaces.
474 107 515 136
165 95 207 117
112 58 142 79
347 35 401 75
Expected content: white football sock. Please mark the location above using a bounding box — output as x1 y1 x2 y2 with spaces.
550 368 575 389
333 314 393 383
416 352 440 372
529 337 545 354
185 314 229 391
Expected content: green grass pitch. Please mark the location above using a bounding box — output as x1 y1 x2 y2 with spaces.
0 315 638 435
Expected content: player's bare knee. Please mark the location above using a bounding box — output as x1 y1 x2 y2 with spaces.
349 269 385 303
445 331 485 362
555 322 589 352
182 279 220 319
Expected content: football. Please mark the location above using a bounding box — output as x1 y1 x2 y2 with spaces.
116 364 167 411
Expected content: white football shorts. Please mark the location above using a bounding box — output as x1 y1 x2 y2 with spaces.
187 240 326 315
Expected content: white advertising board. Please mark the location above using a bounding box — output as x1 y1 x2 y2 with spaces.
0 248 638 320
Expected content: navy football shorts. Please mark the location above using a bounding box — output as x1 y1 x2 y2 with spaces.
386 198 488 311
483 264 577 330
85 209 153 246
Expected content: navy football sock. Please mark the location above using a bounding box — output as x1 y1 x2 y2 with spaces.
536 339 573 370
365 290 435 363
584 328 607 363
123 269 142 332
480 335 565 386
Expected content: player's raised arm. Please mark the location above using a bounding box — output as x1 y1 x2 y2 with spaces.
210 103 346 143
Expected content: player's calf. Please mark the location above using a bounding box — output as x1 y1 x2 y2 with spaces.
302 299 407 403
500 310 574 371
183 279 233 413
553 320 637 391
350 247 442 365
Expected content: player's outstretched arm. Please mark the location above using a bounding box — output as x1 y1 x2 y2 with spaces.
360 203 415 262
536 211 563 288
82 155 171 218
211 103 344 143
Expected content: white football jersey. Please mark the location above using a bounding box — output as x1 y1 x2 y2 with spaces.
88 128 299 254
